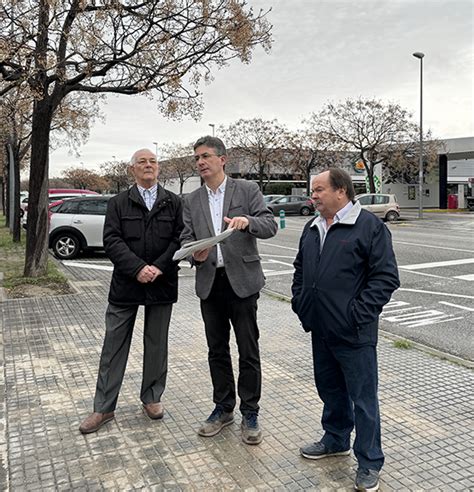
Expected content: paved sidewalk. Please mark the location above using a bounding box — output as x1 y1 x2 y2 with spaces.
1 266 473 491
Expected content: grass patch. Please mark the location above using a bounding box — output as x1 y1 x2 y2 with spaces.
0 216 72 298
393 339 413 350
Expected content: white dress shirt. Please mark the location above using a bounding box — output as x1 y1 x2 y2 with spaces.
206 177 227 268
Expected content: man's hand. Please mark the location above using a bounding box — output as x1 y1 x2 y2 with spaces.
193 248 210 262
148 265 162 282
224 215 249 230
136 265 162 283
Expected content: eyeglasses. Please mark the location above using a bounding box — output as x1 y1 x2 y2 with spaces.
135 158 158 165
194 153 221 162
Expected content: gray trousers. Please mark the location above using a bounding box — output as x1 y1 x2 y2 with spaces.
93 302 172 413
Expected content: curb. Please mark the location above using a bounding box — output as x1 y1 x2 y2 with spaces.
262 288 474 370
0 273 9 491
0 273 6 302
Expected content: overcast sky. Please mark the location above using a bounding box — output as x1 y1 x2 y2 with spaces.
49 0 473 176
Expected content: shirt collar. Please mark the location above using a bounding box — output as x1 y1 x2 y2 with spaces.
310 200 354 228
137 183 158 195
205 176 227 196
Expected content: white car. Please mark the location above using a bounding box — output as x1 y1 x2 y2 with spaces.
49 195 111 259
356 193 400 222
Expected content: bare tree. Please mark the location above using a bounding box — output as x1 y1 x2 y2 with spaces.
62 167 109 192
160 143 196 195
221 118 287 190
286 128 343 195
380 130 442 184
314 98 436 192
100 159 133 194
0 86 101 244
0 88 32 240
1 1 272 276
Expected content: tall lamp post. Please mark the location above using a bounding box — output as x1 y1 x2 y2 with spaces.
413 51 424 219
208 123 215 137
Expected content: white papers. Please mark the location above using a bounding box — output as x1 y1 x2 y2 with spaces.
173 228 235 261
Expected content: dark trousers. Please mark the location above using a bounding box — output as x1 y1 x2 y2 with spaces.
200 269 261 416
311 334 384 471
93 302 172 413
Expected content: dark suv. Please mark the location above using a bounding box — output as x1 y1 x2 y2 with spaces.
49 195 112 259
267 195 315 216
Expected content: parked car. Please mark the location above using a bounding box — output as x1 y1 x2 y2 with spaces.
355 193 400 221
267 195 315 216
21 188 99 219
49 195 112 259
263 194 284 203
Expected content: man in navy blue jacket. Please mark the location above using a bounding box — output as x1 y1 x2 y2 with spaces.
292 168 399 492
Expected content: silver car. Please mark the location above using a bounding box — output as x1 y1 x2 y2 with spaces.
356 193 400 222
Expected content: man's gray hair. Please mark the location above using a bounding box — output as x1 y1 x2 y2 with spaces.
193 136 227 156
130 148 156 165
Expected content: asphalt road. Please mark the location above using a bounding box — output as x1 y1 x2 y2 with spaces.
61 210 474 362
258 211 474 362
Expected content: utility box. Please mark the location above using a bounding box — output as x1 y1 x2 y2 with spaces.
448 194 458 209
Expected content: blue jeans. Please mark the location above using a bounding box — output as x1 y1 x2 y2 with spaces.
311 335 384 471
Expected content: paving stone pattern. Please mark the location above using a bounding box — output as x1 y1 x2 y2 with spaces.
1 268 473 491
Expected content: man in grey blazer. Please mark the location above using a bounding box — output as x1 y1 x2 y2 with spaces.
181 136 277 445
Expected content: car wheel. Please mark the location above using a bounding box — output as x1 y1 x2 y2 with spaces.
385 211 399 222
300 207 311 216
52 233 80 260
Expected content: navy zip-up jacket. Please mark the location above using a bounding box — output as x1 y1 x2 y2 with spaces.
291 201 400 346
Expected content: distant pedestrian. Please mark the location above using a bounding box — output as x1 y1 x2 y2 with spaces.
79 148 183 434
291 168 400 491
180 136 277 444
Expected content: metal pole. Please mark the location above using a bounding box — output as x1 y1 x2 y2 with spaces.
418 56 424 219
413 51 425 219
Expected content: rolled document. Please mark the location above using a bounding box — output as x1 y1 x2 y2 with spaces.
173 228 235 261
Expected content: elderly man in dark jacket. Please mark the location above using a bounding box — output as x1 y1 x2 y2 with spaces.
79 148 183 434
292 168 399 492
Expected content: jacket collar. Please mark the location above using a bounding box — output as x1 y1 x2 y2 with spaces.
129 183 169 211
339 200 361 224
311 200 362 228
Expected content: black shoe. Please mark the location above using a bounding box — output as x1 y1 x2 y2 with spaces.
197 407 234 437
241 413 263 445
300 441 350 460
354 468 380 491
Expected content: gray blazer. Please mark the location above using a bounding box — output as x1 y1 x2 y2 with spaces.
181 177 278 300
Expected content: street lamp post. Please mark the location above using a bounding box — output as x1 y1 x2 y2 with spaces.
208 123 215 137
413 51 424 219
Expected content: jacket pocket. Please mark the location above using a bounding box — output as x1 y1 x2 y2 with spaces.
122 216 142 239
158 216 174 238
242 254 261 263
228 205 244 217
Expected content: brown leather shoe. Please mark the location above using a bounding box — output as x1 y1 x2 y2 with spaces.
79 412 115 434
143 402 164 420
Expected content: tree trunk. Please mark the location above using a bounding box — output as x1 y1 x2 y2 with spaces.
4 153 10 227
12 144 21 242
1 177 5 216
24 98 53 277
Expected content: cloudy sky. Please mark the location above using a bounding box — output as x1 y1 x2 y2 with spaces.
49 0 473 176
